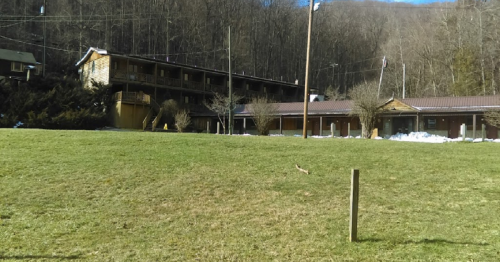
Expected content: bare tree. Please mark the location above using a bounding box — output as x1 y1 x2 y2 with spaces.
348 81 382 139
204 92 242 134
324 85 342 101
248 97 279 136
175 110 191 132
484 110 500 128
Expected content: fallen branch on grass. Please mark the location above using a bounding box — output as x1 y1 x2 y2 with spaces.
295 164 309 175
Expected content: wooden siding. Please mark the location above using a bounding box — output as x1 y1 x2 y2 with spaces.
381 99 417 112
82 56 110 89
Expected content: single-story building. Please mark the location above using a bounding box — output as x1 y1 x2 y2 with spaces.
193 95 500 139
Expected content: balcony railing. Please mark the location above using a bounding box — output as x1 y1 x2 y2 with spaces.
206 84 226 94
114 91 150 105
157 76 181 87
183 81 204 91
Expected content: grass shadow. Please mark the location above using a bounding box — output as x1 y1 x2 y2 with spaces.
357 237 384 243
0 254 81 260
356 238 488 246
402 238 489 246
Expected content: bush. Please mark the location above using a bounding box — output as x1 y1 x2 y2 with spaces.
0 74 112 129
175 110 191 133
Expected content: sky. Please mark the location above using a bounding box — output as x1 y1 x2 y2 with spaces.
299 0 456 6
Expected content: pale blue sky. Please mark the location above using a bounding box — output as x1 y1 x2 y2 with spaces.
299 0 456 5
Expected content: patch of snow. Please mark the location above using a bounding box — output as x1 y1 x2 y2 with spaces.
388 132 450 143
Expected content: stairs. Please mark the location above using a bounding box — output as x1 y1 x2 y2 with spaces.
142 97 163 132
144 113 158 131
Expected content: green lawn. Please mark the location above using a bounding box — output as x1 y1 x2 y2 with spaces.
0 129 499 261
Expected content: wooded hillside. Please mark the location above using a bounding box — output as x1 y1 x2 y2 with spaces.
0 0 498 98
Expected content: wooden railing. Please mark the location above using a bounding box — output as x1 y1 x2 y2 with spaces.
142 109 153 131
114 91 151 105
151 107 164 131
183 81 204 91
206 84 226 93
157 77 181 87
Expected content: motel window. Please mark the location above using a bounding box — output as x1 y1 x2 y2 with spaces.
427 118 436 129
466 116 473 126
184 96 189 104
128 65 137 72
113 62 118 70
296 118 303 129
206 77 211 84
160 70 165 77
184 74 189 81
246 84 249 90
11 62 23 72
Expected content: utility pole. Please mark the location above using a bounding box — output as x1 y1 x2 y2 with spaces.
303 0 315 139
228 26 234 135
41 0 46 77
377 56 386 99
402 63 406 99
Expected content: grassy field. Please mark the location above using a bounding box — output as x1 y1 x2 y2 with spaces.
0 129 499 261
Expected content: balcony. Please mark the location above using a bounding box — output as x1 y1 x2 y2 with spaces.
206 84 226 94
183 81 204 91
114 91 151 105
157 76 181 87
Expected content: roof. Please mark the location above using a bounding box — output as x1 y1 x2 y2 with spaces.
401 96 500 112
230 95 500 117
75 47 108 67
75 47 302 87
235 100 353 116
0 49 37 64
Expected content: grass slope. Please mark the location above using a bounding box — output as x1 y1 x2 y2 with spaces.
0 129 499 261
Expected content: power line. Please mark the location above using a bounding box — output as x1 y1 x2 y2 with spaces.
315 56 385 72
0 34 230 58
0 34 78 53
0 16 40 28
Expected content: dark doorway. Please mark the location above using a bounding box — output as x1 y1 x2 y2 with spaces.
392 117 414 134
449 117 460 138
340 120 349 137
312 119 320 136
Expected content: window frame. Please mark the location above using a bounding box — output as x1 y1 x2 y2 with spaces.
11 62 23 72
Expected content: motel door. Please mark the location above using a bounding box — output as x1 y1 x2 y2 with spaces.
449 117 460 138
312 120 320 136
340 121 349 137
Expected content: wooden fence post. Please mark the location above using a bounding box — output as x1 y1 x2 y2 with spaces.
207 121 210 134
350 169 359 242
482 124 486 142
331 123 335 138
217 122 220 135
348 123 351 138
461 123 466 141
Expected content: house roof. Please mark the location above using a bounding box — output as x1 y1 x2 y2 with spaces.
231 95 500 117
0 49 37 64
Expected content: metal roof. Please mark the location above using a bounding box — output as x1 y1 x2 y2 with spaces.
401 96 500 112
0 49 37 64
232 95 500 117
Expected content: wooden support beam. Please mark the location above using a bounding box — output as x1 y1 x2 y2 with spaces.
350 169 360 242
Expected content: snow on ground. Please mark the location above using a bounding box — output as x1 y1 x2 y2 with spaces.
282 132 500 143
387 132 500 143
